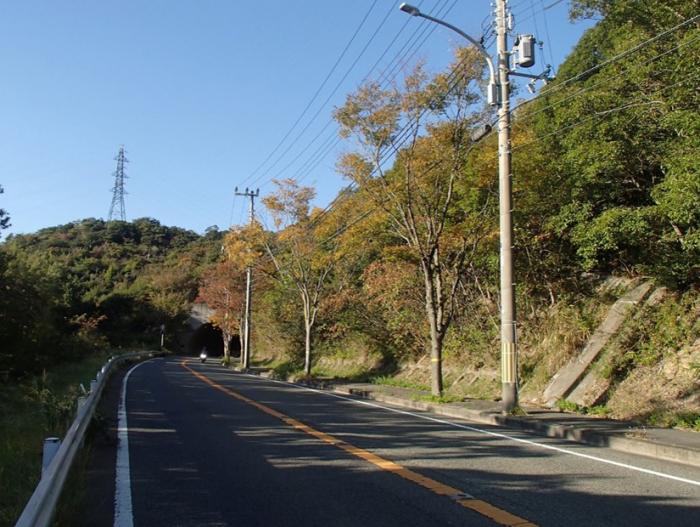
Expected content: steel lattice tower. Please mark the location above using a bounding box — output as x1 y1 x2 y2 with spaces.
108 145 129 221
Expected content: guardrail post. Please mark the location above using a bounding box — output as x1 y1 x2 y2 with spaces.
76 395 87 413
90 379 98 393
41 438 61 477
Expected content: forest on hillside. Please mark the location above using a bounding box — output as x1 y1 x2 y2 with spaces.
1 0 698 424
0 218 223 377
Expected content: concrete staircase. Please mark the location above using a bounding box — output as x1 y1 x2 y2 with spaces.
542 280 654 408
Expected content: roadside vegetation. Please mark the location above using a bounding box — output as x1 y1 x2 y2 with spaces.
0 352 110 525
0 219 222 523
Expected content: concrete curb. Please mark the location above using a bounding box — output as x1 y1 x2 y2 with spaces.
311 383 700 469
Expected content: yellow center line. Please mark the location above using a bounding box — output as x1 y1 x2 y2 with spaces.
181 360 537 527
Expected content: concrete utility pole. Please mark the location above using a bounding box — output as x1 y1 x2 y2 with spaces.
495 0 518 412
235 187 259 369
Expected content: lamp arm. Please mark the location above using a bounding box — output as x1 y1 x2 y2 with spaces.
415 12 497 85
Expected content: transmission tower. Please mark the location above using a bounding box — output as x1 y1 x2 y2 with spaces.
108 145 129 221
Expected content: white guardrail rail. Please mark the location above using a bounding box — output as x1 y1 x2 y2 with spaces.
15 350 165 527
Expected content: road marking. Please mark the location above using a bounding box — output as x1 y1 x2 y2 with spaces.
114 359 157 527
182 360 536 527
254 374 700 488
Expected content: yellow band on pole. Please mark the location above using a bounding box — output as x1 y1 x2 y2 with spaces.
501 342 516 383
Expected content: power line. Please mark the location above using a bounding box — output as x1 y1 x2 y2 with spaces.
241 0 381 186
294 74 696 270
540 13 700 96
287 1 458 188
512 75 697 153
377 0 453 84
298 48 483 231
238 0 459 209
512 27 700 125
242 1 433 193
326 25 700 244
297 35 700 258
281 1 458 181
245 1 396 189
538 0 557 72
248 46 480 261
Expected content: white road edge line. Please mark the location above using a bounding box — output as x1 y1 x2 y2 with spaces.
242 373 700 488
114 359 158 527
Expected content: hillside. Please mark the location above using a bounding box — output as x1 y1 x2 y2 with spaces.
0 218 222 377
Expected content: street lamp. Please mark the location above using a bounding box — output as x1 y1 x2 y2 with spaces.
400 1 519 412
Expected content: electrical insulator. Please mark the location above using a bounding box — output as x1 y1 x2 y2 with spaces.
516 34 536 68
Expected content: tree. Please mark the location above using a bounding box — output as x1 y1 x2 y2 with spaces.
260 179 337 376
515 0 700 285
0 185 10 238
335 51 492 395
197 261 246 363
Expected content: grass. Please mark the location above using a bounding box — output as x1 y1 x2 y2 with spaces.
266 359 304 380
0 351 112 526
310 363 372 380
556 398 612 417
413 393 464 404
646 411 700 432
371 375 430 392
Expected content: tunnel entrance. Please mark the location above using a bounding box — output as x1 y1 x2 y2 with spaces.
187 323 241 358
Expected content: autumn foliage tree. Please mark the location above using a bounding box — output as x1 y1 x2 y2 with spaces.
261 178 337 376
335 50 492 395
197 260 246 363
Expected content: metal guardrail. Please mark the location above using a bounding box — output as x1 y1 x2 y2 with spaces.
15 350 164 527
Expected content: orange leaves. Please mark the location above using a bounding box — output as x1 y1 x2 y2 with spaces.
223 223 265 271
335 81 401 149
196 260 245 334
336 152 373 186
262 178 316 230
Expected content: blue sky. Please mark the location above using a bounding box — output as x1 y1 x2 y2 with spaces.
0 0 594 236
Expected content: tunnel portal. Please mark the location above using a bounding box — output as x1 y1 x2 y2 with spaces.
187 323 241 358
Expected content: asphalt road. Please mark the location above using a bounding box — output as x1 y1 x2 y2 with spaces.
81 356 700 526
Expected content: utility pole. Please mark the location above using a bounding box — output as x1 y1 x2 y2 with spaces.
108 145 128 222
399 0 552 412
235 187 259 369
496 0 517 412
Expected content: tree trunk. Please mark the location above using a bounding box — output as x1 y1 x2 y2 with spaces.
422 261 443 396
222 331 230 362
429 326 443 397
304 320 312 376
